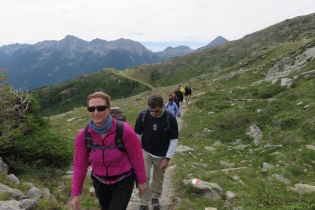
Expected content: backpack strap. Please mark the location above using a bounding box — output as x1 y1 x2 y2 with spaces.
115 120 125 152
140 108 148 129
85 124 92 154
164 109 171 131
84 120 125 153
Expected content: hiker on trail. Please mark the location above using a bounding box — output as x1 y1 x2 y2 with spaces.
134 93 179 210
174 87 183 116
71 92 146 210
168 92 179 109
184 85 192 106
179 85 185 99
165 97 180 117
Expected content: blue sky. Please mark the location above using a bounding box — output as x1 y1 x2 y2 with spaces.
1 0 315 52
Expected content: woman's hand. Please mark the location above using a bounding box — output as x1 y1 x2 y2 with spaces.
138 182 146 195
71 196 80 210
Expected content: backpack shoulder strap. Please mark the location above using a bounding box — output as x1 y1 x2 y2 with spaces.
140 108 149 128
85 121 125 153
115 120 125 152
85 124 92 154
164 109 171 131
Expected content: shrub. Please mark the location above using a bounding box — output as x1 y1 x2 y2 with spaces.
0 85 73 173
257 84 286 99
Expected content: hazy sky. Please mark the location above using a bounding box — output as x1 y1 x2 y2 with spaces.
1 0 315 52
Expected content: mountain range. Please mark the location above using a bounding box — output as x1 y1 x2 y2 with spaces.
31 12 315 117
0 35 228 90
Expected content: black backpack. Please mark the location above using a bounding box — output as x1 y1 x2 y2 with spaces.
140 108 171 131
85 120 126 153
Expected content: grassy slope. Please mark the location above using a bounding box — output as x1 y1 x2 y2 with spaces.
32 68 151 116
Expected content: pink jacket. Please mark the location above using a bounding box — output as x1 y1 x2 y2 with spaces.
71 119 146 196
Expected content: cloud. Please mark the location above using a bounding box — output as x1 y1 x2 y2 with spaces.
132 32 145 36
58 6 73 13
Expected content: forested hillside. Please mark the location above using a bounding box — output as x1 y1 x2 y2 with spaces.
32 68 151 116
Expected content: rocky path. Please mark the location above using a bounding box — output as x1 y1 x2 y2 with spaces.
127 104 187 210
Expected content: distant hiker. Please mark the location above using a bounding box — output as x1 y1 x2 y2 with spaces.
179 85 185 97
167 92 173 99
165 97 180 117
71 92 146 210
134 93 179 210
184 85 192 106
168 92 179 109
174 87 183 116
178 85 185 107
172 93 179 108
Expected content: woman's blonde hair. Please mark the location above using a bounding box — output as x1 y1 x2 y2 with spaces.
87 92 111 107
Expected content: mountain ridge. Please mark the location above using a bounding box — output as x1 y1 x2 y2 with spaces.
196 35 228 51
0 35 227 90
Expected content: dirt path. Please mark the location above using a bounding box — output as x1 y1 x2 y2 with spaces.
119 71 154 89
127 103 187 210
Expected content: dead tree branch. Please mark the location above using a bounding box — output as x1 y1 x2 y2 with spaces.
10 87 31 117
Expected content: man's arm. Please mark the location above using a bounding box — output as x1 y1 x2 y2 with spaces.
136 134 143 143
166 113 179 158
165 139 178 159
134 111 144 143
160 138 178 170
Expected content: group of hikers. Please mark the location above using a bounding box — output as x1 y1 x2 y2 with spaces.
165 84 193 117
71 87 191 210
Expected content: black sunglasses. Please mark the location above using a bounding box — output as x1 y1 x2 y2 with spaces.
87 105 109 112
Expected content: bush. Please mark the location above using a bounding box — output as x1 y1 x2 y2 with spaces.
276 113 299 130
0 85 73 173
195 92 231 111
257 84 286 99
12 130 73 168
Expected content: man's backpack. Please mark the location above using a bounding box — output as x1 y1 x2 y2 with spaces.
140 108 171 131
110 106 126 122
85 120 125 153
